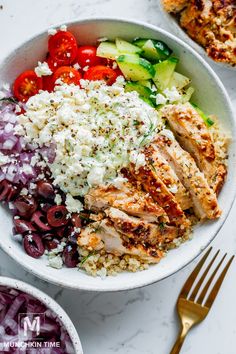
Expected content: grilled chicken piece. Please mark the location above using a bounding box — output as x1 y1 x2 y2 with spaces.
155 134 221 220
106 207 178 246
128 163 191 233
85 183 168 223
162 103 227 194
77 220 163 263
144 143 192 210
162 0 188 13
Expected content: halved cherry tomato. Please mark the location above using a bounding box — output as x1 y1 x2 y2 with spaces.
13 71 43 102
48 31 78 66
83 65 118 85
46 55 60 73
52 66 82 86
102 58 124 77
42 75 54 92
77 46 101 68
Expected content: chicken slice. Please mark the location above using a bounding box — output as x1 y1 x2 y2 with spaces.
162 103 227 194
154 134 221 220
128 163 191 234
106 207 178 246
144 143 192 210
162 0 188 13
85 182 168 223
77 220 163 263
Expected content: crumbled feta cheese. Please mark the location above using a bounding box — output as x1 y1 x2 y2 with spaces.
130 150 146 170
112 176 128 189
97 37 108 42
35 61 53 77
156 93 167 105
18 81 163 197
54 194 62 205
60 24 67 31
169 184 178 194
65 194 83 213
0 152 10 165
163 87 181 103
112 61 118 70
48 28 57 36
48 255 63 269
73 63 81 70
83 66 89 72
20 188 28 196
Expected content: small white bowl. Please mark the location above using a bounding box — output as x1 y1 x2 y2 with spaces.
0 18 235 291
0 276 83 353
157 2 236 70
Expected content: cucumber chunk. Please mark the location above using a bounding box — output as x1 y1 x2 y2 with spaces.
97 42 119 60
138 80 152 89
181 87 194 103
153 57 178 90
116 38 142 54
117 55 155 81
168 72 190 90
125 82 156 107
191 103 214 127
133 38 172 62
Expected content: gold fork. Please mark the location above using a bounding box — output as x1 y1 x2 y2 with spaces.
170 247 234 354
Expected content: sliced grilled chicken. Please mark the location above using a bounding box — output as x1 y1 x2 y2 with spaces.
155 134 221 220
106 207 178 246
162 103 227 193
144 143 192 210
85 182 168 223
128 163 191 233
77 220 163 263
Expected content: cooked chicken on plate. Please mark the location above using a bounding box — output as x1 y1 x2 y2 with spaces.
78 102 228 271
162 0 236 66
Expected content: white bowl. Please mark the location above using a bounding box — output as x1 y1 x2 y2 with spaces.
0 276 83 353
157 2 236 70
0 18 235 291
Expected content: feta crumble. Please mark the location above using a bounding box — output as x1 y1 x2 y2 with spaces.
48 28 57 36
35 61 53 77
17 80 163 198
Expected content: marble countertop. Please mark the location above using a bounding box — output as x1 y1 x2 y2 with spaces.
0 1 236 353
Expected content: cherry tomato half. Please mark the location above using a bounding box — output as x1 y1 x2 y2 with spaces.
77 46 101 68
13 71 43 102
48 31 78 66
46 55 60 73
42 75 54 92
83 65 118 85
52 66 82 86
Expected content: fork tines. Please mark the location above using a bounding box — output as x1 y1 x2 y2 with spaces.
179 247 234 308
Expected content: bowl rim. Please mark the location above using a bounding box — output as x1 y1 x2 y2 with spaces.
0 17 236 292
0 275 83 353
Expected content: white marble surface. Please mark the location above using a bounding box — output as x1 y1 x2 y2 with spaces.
0 1 236 353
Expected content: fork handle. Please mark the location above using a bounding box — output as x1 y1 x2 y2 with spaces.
170 325 189 354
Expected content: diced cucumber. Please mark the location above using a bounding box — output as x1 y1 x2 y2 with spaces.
153 57 178 90
117 54 155 81
116 38 142 55
191 103 214 127
181 87 194 103
125 82 156 107
168 72 190 90
133 38 172 62
138 80 152 89
97 42 119 60
133 38 147 48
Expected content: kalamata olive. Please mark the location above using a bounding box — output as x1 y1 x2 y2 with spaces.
14 195 37 218
68 230 79 245
62 244 79 268
56 226 66 239
0 180 17 202
37 181 55 200
14 219 36 234
44 238 60 251
40 202 53 213
23 233 45 258
31 211 51 231
47 206 69 227
71 213 82 228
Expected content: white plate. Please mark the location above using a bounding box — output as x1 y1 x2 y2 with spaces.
157 2 236 70
0 276 83 353
0 18 235 291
